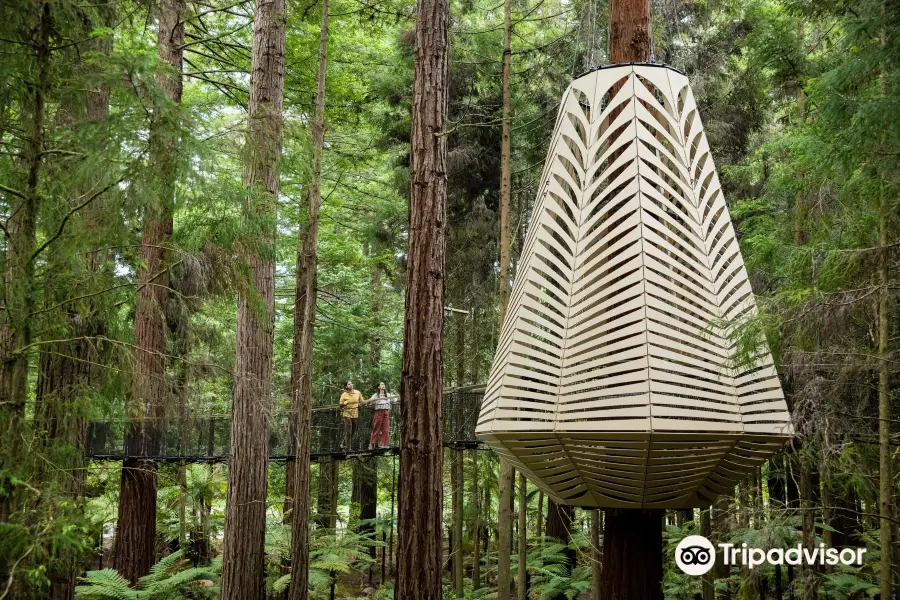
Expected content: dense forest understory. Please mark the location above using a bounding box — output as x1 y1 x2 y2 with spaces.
0 0 898 598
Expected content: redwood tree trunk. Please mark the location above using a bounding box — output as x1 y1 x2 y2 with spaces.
495 10 515 588
452 450 464 598
877 28 893 600
395 0 449 591
0 0 49 486
546 500 575 600
599 5 661 599
700 509 715 600
590 510 601 600
608 0 652 64
517 473 527 600
472 450 482 590
114 0 184 582
317 457 339 529
498 0 512 324
288 0 328 596
36 17 112 597
497 459 514 599
600 509 664 600
221 0 284 594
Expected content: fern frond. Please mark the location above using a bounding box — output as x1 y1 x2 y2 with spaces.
139 550 186 587
74 569 139 600
271 574 291 594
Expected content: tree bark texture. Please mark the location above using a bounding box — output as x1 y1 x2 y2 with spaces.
878 19 893 595
352 456 378 583
497 458 515 600
608 0 652 64
536 491 543 538
700 509 714 600
517 473 527 600
35 22 114 587
546 500 575 600
452 450 464 598
799 454 818 600
221 0 285 595
395 0 449 593
0 2 49 473
288 0 328 596
599 509 664 600
590 510 601 600
472 450 481 590
498 0 512 326
317 456 339 529
878 174 893 600
114 0 184 582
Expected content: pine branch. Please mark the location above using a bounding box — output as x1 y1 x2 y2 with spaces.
0 182 27 200
28 178 123 264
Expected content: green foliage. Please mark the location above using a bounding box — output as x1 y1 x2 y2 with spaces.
75 551 220 599
523 537 591 600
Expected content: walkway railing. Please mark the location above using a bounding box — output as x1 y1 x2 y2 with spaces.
86 387 485 462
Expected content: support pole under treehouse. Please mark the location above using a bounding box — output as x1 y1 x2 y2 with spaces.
476 2 793 599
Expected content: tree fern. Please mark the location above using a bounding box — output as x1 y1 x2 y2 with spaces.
75 569 140 600
76 551 219 600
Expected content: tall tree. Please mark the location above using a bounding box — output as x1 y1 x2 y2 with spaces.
452 449 464 598
496 0 515 595
0 0 50 477
33 5 114 596
517 473 527 600
288 0 329 596
545 500 575 600
497 0 512 325
114 0 184 581
497 456 514 599
472 451 482 590
601 509 664 600
221 0 285 593
599 3 663 600
608 0 651 63
877 10 893 598
590 510 601 600
395 0 449 589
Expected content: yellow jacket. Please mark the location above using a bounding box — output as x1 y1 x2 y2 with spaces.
340 390 362 418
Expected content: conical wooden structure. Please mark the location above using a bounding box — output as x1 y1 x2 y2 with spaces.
476 63 792 509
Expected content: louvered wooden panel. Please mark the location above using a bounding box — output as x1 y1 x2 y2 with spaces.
476 63 792 509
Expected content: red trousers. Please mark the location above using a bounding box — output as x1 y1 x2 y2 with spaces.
370 409 390 448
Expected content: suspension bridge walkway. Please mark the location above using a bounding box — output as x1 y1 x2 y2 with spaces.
85 387 485 462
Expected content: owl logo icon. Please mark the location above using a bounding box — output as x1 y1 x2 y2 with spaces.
676 535 716 576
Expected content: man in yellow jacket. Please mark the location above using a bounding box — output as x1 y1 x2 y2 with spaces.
339 380 363 450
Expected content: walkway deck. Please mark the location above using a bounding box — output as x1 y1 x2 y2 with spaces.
86 387 485 462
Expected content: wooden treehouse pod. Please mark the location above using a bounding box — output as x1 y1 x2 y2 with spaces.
476 63 792 509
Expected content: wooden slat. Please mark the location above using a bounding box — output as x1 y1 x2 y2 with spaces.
476 64 792 509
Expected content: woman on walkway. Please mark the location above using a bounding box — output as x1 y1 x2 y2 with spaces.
368 382 394 449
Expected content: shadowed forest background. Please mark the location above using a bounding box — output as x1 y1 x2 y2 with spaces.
0 0 898 598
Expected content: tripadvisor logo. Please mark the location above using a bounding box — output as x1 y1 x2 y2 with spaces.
675 535 867 576
676 536 716 576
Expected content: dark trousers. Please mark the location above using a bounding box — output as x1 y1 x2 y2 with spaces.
341 417 357 449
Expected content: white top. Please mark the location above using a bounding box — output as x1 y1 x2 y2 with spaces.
371 392 395 411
